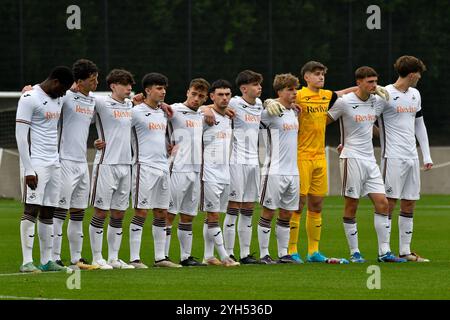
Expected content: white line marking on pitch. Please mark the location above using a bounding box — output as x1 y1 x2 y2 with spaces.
0 295 67 300
0 272 40 277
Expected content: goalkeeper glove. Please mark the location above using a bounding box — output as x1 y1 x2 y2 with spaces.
375 85 389 101
264 99 285 116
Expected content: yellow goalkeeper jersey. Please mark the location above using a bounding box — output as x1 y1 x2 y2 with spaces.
296 86 337 160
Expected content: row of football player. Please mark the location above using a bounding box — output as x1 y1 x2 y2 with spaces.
16 56 431 273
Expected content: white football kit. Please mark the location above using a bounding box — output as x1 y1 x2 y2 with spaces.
328 92 385 198
228 96 262 203
57 90 96 209
378 85 430 200
90 95 132 211
259 107 299 210
201 109 232 213
16 85 62 207
131 103 170 210
167 103 203 216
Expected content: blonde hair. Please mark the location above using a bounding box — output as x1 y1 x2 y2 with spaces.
273 73 300 92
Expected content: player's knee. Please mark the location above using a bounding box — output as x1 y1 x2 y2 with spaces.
39 206 55 219
23 204 39 220
377 198 389 213
180 213 193 223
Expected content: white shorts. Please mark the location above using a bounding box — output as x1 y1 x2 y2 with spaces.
57 160 90 209
132 164 170 210
259 175 299 211
201 181 230 213
90 164 131 211
381 158 420 200
340 158 385 199
21 164 61 207
168 171 201 216
229 164 260 203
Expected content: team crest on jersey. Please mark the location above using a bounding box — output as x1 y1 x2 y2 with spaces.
229 190 237 197
386 186 393 194
206 202 213 208
140 199 148 206
265 198 272 205
347 187 354 194
28 193 36 200
96 198 103 206
59 197 66 205
169 200 174 208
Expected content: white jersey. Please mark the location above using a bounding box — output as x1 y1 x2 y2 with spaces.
93 95 132 165
378 85 422 159
202 109 232 184
168 103 203 173
59 90 96 162
229 96 263 165
260 108 299 176
328 92 384 161
131 103 169 172
16 85 62 171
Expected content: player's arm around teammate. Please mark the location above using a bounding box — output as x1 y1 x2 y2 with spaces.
223 70 263 264
164 78 210 267
16 66 74 273
200 80 239 267
377 56 431 262
327 66 405 263
88 69 135 270
258 74 301 264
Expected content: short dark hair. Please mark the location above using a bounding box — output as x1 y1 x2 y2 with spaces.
394 55 426 77
189 78 210 92
301 61 328 79
210 79 232 93
235 70 263 88
72 59 98 81
355 66 378 80
48 66 74 87
106 69 135 87
142 72 168 90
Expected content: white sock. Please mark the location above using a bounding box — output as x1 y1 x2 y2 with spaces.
52 208 66 261
238 209 253 259
257 217 272 258
67 210 84 264
129 215 146 262
275 219 290 258
343 218 359 255
207 221 228 260
203 219 214 260
164 225 172 258
374 213 390 256
153 218 166 261
89 216 105 262
107 217 123 261
223 209 239 256
37 218 53 265
178 222 193 261
20 215 36 265
399 213 414 256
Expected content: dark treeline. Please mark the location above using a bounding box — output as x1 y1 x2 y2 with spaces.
1 0 449 146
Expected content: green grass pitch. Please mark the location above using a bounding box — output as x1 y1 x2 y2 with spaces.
0 195 449 300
